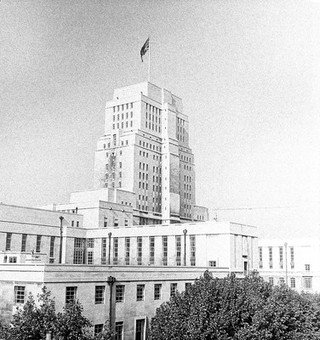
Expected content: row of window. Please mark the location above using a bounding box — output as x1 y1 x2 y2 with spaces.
110 235 196 266
5 233 46 254
268 276 312 289
113 111 134 121
259 246 296 269
112 102 134 112
139 140 161 152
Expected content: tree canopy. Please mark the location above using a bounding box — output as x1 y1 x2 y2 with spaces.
150 271 320 340
0 287 112 340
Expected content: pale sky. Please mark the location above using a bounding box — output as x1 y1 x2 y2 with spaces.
1 0 320 239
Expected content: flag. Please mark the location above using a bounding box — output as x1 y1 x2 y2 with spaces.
140 38 149 62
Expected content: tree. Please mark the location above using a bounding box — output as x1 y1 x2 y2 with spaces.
150 271 320 340
7 287 56 340
55 300 92 340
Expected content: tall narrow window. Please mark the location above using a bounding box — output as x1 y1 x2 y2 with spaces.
115 322 124 340
21 234 27 253
87 251 93 264
170 283 178 297
95 286 105 304
73 238 85 264
101 238 107 264
116 285 125 302
65 287 77 304
149 236 155 265
49 236 55 258
176 236 181 266
290 247 295 269
154 284 162 300
279 247 283 269
258 247 263 268
136 284 145 301
290 277 296 288
162 236 168 266
113 238 118 265
268 247 273 269
36 235 42 253
125 237 130 265
6 233 12 251
135 319 145 340
137 236 142 265
190 235 196 266
14 286 25 304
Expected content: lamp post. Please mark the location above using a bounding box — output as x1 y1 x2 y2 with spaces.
59 216 64 264
107 276 116 339
183 229 187 266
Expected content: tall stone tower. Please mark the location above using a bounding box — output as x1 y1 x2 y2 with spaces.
94 82 208 225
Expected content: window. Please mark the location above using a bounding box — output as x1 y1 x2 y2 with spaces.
303 277 312 289
135 319 145 340
113 238 119 265
104 217 108 228
65 287 77 304
87 238 94 248
209 261 217 267
114 218 119 227
101 238 107 264
137 236 142 265
190 235 196 266
95 286 105 304
76 221 79 227
268 277 274 285
176 236 181 266
125 219 128 226
162 236 168 266
94 324 104 335
21 234 27 252
290 277 296 288
115 322 124 340
290 247 295 269
268 247 273 269
136 284 145 301
258 247 263 268
305 264 310 271
149 236 155 265
185 282 192 291
6 233 12 251
49 236 55 258
116 285 125 302
170 283 178 297
125 237 130 265
279 277 285 285
73 238 85 264
87 251 93 264
154 284 162 300
36 235 42 253
14 286 25 304
279 247 283 269
8 256 17 263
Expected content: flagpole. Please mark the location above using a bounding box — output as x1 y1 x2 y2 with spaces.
148 37 151 82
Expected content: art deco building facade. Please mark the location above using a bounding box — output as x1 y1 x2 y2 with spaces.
93 82 208 225
0 82 258 339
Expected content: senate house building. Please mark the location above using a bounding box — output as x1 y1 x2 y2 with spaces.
0 82 258 339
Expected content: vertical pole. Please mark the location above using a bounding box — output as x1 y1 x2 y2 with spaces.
107 276 116 340
59 216 64 264
183 229 187 266
148 37 151 82
108 232 112 265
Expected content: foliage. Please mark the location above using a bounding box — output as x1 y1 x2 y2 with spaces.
150 271 320 340
1 287 110 340
5 287 56 340
55 300 92 340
